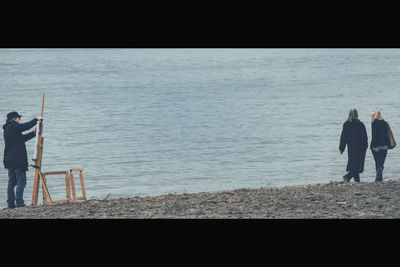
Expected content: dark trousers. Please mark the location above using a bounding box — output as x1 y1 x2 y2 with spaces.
7 168 27 208
372 149 387 181
344 171 360 182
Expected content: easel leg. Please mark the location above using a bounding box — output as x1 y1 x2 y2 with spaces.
31 169 40 206
42 174 47 204
31 136 44 206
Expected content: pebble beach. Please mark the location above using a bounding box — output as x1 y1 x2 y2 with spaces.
1 179 400 219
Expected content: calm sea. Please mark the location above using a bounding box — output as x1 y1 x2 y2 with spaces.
0 48 399 208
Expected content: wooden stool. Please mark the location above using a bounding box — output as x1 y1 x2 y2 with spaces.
40 170 71 205
69 168 87 202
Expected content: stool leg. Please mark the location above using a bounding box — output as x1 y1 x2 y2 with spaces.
70 172 77 202
39 172 52 205
79 171 87 200
65 171 71 202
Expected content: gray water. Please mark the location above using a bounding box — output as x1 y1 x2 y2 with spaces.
1 48 400 208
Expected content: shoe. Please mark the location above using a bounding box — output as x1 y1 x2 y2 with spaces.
16 201 26 208
343 174 351 182
7 201 16 209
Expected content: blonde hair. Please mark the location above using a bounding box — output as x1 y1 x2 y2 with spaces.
371 110 384 123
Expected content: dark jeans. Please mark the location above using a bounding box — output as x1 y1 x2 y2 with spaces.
7 168 27 208
372 149 387 181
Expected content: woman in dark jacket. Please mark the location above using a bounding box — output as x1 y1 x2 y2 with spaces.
339 109 368 182
370 110 390 182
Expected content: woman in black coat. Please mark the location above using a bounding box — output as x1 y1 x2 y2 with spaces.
370 110 390 182
339 109 368 182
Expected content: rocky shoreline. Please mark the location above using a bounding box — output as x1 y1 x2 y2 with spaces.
1 179 400 218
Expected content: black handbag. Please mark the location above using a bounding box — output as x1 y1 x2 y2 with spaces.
387 121 396 149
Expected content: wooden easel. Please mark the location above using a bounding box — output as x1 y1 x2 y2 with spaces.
31 93 46 206
31 93 87 206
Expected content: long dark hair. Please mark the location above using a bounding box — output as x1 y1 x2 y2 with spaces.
347 108 359 122
5 117 17 124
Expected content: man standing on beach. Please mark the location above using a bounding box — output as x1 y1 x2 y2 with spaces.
3 111 42 208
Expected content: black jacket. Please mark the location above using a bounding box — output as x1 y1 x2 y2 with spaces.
339 119 368 173
370 119 390 149
3 118 38 170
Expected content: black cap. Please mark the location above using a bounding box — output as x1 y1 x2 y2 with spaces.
7 111 22 119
